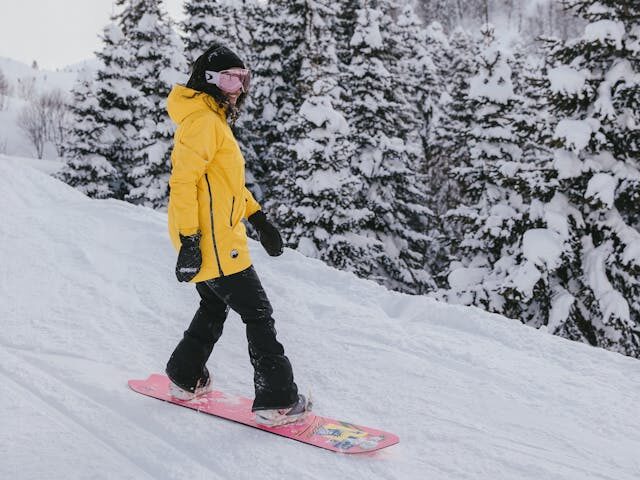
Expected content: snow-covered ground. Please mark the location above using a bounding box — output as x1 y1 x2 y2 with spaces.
1 154 639 480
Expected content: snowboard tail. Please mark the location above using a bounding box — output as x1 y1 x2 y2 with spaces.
128 374 399 454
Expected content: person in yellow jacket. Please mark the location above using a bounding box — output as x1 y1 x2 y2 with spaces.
164 44 309 426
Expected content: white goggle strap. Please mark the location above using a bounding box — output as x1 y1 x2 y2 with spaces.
204 70 221 85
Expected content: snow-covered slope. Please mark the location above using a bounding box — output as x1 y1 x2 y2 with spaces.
0 57 79 93
1 155 639 480
0 57 85 159
0 95 35 158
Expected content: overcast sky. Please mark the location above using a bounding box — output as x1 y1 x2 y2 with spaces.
1 0 184 70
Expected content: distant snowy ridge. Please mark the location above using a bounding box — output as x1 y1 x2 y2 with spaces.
0 56 79 93
1 155 639 480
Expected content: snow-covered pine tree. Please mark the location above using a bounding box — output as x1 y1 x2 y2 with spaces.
539 0 640 356
344 0 434 293
93 21 142 199
510 47 554 152
123 0 187 208
61 1 180 203
182 0 239 65
391 20 452 282
57 68 119 199
509 45 558 205
391 8 441 169
246 0 306 190
424 27 478 287
460 41 560 325
444 25 554 319
333 0 359 66
265 0 375 275
427 27 478 220
378 1 437 293
231 0 257 61
419 21 451 157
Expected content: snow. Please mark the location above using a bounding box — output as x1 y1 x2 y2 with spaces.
541 192 584 239
548 289 576 334
447 266 488 291
590 150 617 171
554 119 594 152
299 97 349 134
0 153 61 175
629 25 640 54
585 172 617 208
138 13 160 32
595 59 638 123
583 20 626 49
600 209 640 269
425 21 449 48
508 260 541 297
0 56 79 95
350 8 383 50
0 96 32 156
552 149 584 179
295 167 352 196
2 156 640 479
582 238 631 326
548 65 587 95
104 22 126 44
468 50 515 104
522 228 564 269
585 3 609 16
296 236 320 257
0 57 80 159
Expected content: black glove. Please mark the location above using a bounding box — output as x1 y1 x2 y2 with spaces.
175 232 202 282
248 211 283 257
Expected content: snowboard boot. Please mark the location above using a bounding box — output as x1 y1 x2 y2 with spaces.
168 367 212 401
254 394 312 427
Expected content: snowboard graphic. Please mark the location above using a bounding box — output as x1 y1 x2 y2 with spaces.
129 374 399 454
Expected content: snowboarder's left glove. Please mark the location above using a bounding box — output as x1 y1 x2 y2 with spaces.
248 211 283 257
175 232 202 282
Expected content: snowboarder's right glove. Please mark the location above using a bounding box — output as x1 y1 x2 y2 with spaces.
175 232 202 282
248 210 283 257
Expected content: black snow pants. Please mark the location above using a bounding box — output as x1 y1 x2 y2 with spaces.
165 266 298 411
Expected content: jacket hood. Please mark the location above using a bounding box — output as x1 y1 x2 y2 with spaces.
167 84 226 125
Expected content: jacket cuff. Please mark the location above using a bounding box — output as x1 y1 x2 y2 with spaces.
178 227 200 236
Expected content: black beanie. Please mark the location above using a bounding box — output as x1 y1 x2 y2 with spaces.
186 43 245 98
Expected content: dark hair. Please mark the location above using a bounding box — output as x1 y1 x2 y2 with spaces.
186 43 248 124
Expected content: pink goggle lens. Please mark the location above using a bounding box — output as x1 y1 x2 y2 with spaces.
205 69 251 94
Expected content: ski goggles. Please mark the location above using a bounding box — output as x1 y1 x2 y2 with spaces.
205 68 251 94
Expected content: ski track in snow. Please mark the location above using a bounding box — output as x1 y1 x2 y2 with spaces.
0 347 231 480
1 155 640 480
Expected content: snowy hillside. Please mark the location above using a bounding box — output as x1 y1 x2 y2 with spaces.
0 57 79 93
0 57 84 159
1 154 639 480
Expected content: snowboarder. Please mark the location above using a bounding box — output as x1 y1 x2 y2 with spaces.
164 43 309 427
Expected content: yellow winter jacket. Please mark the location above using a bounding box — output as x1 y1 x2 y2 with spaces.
166 84 261 282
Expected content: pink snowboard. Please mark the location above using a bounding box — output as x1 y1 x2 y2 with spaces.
129 374 399 454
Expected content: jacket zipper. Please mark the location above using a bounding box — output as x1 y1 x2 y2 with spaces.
205 174 224 277
229 196 235 227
